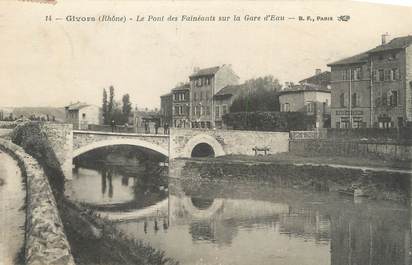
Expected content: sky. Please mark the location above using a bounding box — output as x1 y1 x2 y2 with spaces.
1 0 412 109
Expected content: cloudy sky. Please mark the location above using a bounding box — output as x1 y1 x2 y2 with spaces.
1 0 412 109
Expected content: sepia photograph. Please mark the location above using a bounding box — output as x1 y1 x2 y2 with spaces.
1 0 412 264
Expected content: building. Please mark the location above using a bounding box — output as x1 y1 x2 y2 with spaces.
65 102 102 130
279 70 332 128
279 88 331 129
213 84 246 128
172 83 190 128
132 107 161 133
189 65 239 128
160 93 173 127
328 35 412 128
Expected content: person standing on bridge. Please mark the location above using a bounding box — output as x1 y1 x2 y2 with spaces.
111 120 116 132
164 122 169 135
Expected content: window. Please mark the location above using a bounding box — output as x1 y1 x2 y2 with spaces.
82 113 86 118
206 91 210 100
222 105 228 115
378 69 384 81
340 93 345 107
282 103 290 112
389 90 398 106
391 68 399 81
200 91 203 100
206 106 210 115
351 93 358 107
193 92 197 101
352 68 362 80
192 106 195 116
384 69 391 81
306 102 314 113
215 106 220 119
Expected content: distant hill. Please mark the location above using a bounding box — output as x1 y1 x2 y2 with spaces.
11 107 66 122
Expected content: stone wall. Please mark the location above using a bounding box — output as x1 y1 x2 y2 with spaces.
42 124 73 180
170 128 289 158
289 139 412 161
0 139 75 265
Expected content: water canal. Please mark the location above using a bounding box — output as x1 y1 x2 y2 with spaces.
66 146 412 265
0 151 25 265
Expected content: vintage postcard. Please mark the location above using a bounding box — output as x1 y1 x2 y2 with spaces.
1 1 412 265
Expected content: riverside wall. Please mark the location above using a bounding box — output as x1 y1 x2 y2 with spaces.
0 139 75 265
289 139 412 161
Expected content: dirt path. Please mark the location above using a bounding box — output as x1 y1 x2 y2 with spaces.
0 151 25 265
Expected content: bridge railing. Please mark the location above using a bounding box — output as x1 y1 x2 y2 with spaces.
87 124 168 135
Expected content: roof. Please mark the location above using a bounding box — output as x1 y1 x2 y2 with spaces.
368 35 412 53
328 35 412 66
214 84 246 97
299 71 331 85
189 66 220 78
279 86 331 96
171 83 190 91
327 51 370 66
65 102 90 110
160 92 172 98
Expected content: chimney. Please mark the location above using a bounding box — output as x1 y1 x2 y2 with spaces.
381 33 389 45
193 66 200 73
315 69 321 75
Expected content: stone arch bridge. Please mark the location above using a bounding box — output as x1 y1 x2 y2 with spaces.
42 124 289 179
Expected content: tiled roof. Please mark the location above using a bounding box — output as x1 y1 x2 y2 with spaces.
327 51 369 66
368 35 412 53
171 83 190 91
328 35 412 66
160 92 172 98
279 85 330 95
65 102 90 110
214 84 246 97
189 66 220 78
299 71 331 85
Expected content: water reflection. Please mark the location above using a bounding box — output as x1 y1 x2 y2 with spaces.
67 157 412 265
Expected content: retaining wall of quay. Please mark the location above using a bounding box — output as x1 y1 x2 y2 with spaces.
0 139 75 265
289 139 412 161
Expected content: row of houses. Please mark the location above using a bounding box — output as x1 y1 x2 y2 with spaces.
328 34 412 129
161 65 332 129
160 64 242 129
161 34 412 130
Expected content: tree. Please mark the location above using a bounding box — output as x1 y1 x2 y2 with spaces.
230 75 282 113
108 86 115 122
122 94 132 124
102 88 108 125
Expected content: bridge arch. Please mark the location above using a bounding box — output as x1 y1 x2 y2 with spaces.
183 134 225 158
72 138 169 158
181 197 224 219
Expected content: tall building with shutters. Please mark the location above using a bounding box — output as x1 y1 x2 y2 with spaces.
328 35 412 128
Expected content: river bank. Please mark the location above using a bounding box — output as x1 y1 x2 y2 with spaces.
59 199 178 265
173 155 412 203
217 152 412 171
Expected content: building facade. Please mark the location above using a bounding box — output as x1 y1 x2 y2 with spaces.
279 89 331 128
172 83 190 128
65 102 101 130
160 93 173 127
213 84 246 129
189 65 239 128
328 35 412 128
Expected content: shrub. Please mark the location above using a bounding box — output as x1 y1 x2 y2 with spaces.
11 122 65 194
222 111 315 131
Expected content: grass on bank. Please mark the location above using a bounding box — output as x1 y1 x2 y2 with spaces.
215 152 412 171
59 199 178 265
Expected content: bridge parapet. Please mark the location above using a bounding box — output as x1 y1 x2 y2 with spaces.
170 128 289 158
